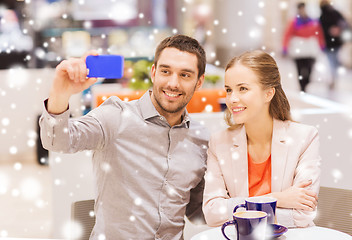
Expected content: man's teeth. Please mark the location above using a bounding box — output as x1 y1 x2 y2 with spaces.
165 92 179 97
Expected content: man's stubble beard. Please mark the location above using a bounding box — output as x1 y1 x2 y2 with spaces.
152 82 198 114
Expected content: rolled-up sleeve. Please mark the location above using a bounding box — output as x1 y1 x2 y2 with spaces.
185 177 205 224
39 99 106 153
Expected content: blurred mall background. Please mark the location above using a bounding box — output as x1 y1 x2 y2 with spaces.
0 0 352 239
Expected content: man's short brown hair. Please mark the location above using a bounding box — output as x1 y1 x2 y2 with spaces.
154 34 206 78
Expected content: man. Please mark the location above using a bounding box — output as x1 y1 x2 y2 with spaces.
39 34 209 239
319 0 348 89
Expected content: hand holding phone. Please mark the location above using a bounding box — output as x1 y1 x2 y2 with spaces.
86 55 124 79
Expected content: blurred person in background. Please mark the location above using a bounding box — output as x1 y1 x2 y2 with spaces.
0 4 33 69
319 0 349 90
282 2 326 92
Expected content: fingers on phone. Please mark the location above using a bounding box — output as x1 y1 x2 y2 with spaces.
84 77 98 89
78 61 87 82
57 57 90 83
68 59 87 82
65 62 75 82
74 64 82 83
84 50 99 60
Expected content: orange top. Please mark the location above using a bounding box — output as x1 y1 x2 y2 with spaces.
248 153 272 197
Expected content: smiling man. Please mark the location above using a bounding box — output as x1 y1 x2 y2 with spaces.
151 45 204 126
39 34 209 240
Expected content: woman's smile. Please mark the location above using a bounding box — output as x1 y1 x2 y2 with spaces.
231 106 246 114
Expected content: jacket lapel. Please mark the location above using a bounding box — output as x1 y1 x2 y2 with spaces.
230 125 250 197
271 119 289 192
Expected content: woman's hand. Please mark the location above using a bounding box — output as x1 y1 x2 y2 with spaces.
269 180 318 211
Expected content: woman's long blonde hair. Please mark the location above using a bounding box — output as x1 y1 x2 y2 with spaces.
224 50 292 127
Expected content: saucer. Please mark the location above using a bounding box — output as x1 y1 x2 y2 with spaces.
266 224 288 239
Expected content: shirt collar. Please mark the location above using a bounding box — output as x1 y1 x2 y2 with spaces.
138 90 191 128
139 90 160 120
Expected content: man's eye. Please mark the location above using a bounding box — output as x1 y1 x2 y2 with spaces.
181 73 190 78
161 69 169 74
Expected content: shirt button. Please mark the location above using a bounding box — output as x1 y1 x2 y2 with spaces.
159 116 164 120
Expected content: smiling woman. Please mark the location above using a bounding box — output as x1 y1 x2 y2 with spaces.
203 50 322 229
224 62 275 127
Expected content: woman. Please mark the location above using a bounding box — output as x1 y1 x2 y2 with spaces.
202 50 321 228
282 2 326 92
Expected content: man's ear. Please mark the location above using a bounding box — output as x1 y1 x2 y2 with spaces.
195 74 205 90
265 87 275 102
150 64 156 83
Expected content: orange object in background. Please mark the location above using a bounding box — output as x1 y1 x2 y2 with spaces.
95 90 146 107
95 88 226 113
186 88 226 113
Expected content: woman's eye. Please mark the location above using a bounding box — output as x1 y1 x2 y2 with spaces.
225 88 232 93
239 86 248 91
